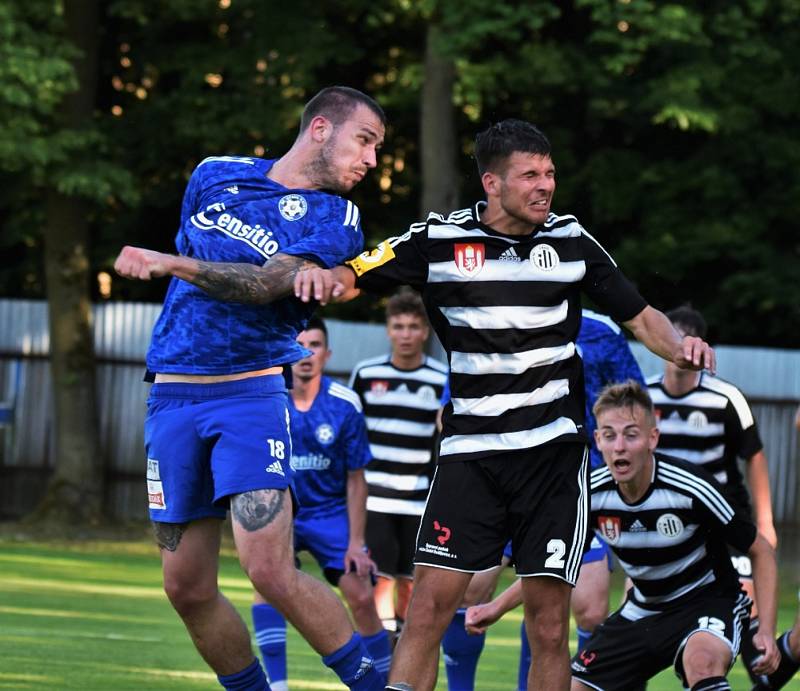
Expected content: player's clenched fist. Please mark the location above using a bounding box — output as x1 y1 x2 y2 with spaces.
114 246 173 281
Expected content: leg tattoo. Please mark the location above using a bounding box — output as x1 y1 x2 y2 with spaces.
232 490 286 532
153 521 188 551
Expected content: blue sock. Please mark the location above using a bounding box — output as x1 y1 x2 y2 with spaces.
362 629 392 681
322 633 383 690
441 608 485 690
576 626 591 655
517 621 531 691
217 658 271 691
251 603 287 688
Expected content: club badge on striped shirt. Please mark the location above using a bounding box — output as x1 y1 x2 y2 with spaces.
454 243 485 277
530 243 559 271
598 515 621 544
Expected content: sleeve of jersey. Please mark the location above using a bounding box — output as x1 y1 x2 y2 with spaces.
281 199 365 269
726 401 764 459
694 475 757 553
347 222 429 294
344 407 373 471
579 232 647 323
179 166 205 227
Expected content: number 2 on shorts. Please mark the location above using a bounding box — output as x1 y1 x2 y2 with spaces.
545 538 566 568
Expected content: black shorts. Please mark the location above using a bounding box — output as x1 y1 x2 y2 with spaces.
414 442 588 584
366 510 420 579
570 591 752 689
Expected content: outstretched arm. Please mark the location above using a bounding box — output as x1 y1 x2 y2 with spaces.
623 305 716 373
114 245 319 304
294 265 360 305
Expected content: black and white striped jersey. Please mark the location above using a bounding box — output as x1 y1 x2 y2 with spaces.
349 354 448 516
590 453 756 620
347 204 647 464
647 372 763 516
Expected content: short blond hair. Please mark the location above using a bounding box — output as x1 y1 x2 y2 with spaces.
592 380 656 426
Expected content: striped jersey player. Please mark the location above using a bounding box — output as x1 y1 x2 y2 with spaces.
292 118 716 690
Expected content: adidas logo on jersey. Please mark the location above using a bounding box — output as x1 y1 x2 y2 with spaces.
498 246 521 262
630 519 647 532
265 460 285 476
225 185 239 194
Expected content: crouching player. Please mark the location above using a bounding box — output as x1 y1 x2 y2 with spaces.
467 381 780 690
252 318 392 688
573 381 779 690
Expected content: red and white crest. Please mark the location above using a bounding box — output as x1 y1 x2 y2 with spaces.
454 243 485 278
597 515 622 545
370 380 390 395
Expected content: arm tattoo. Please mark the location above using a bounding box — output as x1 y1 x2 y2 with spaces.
232 489 286 532
191 254 319 304
153 521 188 552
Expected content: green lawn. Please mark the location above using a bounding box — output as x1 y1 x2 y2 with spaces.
0 537 797 690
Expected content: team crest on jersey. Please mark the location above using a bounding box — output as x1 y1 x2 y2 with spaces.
315 423 335 445
416 385 436 402
454 243 485 277
371 380 390 395
656 513 684 538
278 194 308 221
597 515 621 544
687 410 708 429
530 243 559 271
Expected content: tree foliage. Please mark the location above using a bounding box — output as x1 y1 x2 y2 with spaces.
1 0 799 345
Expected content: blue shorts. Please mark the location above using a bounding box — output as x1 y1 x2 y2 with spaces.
295 507 349 580
582 534 613 570
144 375 293 523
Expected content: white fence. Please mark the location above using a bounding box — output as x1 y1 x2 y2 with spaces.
1 298 798 525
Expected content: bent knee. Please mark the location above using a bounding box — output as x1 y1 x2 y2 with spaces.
683 647 727 681
572 603 608 631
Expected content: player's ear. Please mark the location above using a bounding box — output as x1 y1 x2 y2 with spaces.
481 171 500 198
648 423 659 452
308 115 333 144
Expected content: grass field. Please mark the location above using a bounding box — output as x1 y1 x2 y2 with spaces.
0 534 797 690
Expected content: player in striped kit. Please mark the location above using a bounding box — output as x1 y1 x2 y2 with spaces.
294 119 715 691
464 382 780 690
572 381 779 690
647 306 777 685
349 290 448 637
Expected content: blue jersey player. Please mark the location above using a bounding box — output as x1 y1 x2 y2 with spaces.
114 87 386 691
252 318 392 689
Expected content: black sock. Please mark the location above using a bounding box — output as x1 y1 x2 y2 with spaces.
690 676 730 691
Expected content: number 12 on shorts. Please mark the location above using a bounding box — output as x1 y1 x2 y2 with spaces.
697 616 726 634
545 538 566 568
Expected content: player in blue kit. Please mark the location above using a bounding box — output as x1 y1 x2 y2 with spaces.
251 317 392 689
113 86 386 691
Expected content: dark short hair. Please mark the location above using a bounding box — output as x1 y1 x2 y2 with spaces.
385 288 427 323
303 315 328 345
299 86 386 133
666 305 707 339
592 380 656 426
474 119 551 176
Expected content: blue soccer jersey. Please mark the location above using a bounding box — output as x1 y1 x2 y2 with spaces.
289 376 372 516
147 156 365 375
578 309 645 468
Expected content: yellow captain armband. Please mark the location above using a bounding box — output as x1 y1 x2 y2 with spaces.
346 240 396 276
